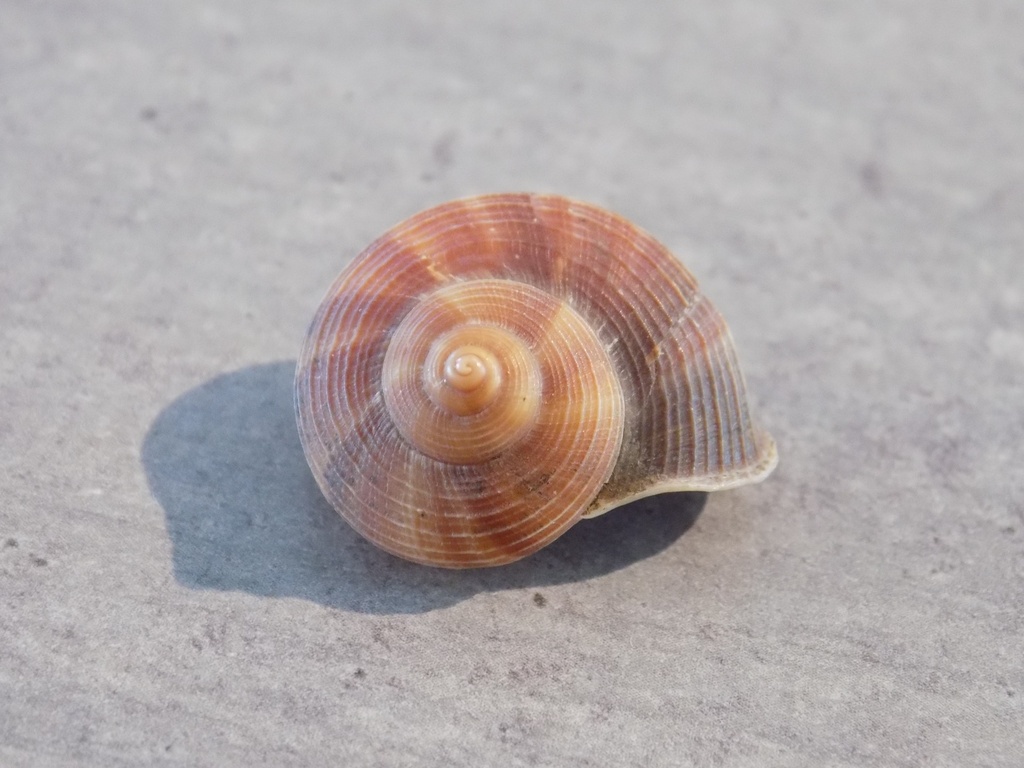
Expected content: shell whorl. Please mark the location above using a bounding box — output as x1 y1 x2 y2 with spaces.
295 193 777 568
382 281 555 465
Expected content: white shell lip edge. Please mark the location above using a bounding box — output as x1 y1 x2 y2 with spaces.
582 435 779 519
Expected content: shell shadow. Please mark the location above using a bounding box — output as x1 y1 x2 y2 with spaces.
142 362 706 614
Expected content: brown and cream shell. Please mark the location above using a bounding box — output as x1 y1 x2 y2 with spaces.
295 193 777 568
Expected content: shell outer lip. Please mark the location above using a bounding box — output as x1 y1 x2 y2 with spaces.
584 434 778 519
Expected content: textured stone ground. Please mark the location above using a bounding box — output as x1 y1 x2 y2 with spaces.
2 2 1022 766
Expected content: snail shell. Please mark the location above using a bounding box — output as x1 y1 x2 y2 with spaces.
295 193 777 568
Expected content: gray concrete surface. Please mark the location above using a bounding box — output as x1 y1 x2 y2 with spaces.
2 1 1023 766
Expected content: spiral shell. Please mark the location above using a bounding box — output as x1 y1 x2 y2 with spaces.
295 193 777 568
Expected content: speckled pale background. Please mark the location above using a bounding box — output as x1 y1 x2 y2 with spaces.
2 2 1023 766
